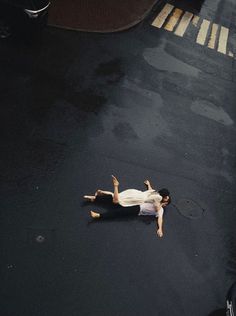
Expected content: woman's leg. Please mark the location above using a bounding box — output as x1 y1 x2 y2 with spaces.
84 174 119 204
96 189 114 197
83 189 113 202
84 195 96 202
90 211 101 218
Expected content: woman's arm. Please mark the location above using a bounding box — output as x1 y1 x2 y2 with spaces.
111 175 120 204
156 216 163 237
144 179 154 190
155 204 164 237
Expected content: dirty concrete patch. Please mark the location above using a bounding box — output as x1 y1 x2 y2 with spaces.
175 199 204 219
143 43 200 77
95 58 124 84
112 122 139 142
68 89 107 113
191 100 234 126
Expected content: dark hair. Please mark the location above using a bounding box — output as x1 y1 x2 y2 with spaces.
164 196 171 205
158 188 170 198
158 188 171 205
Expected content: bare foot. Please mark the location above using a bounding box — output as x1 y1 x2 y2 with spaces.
111 175 119 186
95 190 103 196
90 211 101 219
84 195 95 202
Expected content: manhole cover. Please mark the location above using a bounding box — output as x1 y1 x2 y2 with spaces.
175 199 204 219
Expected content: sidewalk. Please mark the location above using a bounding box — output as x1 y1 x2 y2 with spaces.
48 0 162 32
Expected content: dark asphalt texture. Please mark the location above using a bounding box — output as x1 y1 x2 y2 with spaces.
1 0 236 315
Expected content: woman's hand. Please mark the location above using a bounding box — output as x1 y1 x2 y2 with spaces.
156 229 163 238
111 175 119 186
144 179 153 190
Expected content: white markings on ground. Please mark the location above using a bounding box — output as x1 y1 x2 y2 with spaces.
191 100 234 126
143 43 200 77
196 19 211 45
192 15 200 27
164 8 183 32
208 23 219 49
175 11 193 37
151 3 234 58
152 3 174 28
164 9 183 32
217 26 229 54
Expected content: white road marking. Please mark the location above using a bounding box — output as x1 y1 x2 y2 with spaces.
208 23 219 49
175 11 193 37
151 3 234 58
164 8 183 32
192 15 200 27
196 19 211 45
217 26 229 54
152 3 174 28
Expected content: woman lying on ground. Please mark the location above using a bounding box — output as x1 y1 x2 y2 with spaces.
84 175 170 208
84 176 171 237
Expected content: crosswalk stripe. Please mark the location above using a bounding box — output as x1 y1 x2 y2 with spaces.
152 3 174 28
175 11 193 37
164 8 183 31
208 23 219 49
151 3 234 58
196 19 211 45
192 15 200 27
217 26 229 54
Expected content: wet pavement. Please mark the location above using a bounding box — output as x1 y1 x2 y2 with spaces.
1 0 236 315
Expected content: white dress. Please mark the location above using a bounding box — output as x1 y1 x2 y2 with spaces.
118 189 162 207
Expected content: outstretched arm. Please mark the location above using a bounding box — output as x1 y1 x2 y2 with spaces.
156 216 163 238
111 175 120 204
144 179 154 190
155 204 164 238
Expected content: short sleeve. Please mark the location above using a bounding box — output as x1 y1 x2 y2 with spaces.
153 197 162 209
156 207 164 218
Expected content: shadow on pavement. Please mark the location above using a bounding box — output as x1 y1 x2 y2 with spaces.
208 309 226 316
169 0 205 13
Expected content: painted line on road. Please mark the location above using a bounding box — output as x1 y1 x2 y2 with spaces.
164 8 183 32
196 19 211 45
217 26 229 54
152 3 174 28
175 11 193 37
208 23 219 49
192 15 200 27
151 3 234 58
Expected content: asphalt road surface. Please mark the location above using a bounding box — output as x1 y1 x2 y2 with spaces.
1 0 236 315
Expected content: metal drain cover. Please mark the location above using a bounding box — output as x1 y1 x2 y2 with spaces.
176 199 204 219
27 228 55 250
